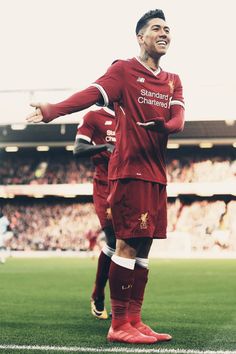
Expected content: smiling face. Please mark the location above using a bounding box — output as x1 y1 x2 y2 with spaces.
137 18 171 59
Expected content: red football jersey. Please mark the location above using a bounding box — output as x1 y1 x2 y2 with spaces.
76 107 116 182
92 57 185 184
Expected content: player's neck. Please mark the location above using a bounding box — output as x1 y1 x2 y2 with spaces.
138 53 160 71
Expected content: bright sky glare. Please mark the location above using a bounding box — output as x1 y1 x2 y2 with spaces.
0 0 235 124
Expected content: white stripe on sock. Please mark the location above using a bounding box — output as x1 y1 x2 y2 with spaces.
136 257 149 268
102 244 115 258
112 255 135 270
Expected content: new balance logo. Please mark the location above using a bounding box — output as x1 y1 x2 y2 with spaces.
137 77 145 83
105 121 112 125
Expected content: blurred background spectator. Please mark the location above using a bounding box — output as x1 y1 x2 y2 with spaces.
1 199 236 253
1 146 235 254
0 149 235 185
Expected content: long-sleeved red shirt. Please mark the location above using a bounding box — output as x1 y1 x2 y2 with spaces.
40 58 185 183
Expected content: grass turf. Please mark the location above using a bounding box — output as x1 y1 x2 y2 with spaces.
0 257 236 353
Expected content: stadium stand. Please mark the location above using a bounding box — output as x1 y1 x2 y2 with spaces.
0 146 235 184
0 120 236 256
1 198 236 253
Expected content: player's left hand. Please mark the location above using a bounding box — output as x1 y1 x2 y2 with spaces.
106 144 115 153
26 103 44 123
137 117 165 131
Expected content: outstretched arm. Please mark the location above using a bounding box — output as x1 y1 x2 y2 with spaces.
73 138 114 158
26 86 102 124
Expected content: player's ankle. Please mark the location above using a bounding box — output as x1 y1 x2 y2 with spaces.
129 316 141 326
91 294 105 301
112 318 129 329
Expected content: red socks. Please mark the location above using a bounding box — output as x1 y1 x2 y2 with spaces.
91 251 111 300
108 257 149 329
128 265 149 325
109 261 135 329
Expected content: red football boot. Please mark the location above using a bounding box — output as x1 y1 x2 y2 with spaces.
107 323 157 344
132 322 172 342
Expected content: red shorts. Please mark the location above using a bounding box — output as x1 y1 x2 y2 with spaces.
93 179 113 229
108 179 167 239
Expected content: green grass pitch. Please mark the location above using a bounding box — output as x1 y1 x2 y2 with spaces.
0 257 236 353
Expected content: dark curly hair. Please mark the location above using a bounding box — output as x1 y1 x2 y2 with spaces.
135 9 166 35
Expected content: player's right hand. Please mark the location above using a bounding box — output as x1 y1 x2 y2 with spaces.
26 103 44 123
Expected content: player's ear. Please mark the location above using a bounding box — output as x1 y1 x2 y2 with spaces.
137 33 144 45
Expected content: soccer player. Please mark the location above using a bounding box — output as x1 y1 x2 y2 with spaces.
74 105 116 320
26 9 185 344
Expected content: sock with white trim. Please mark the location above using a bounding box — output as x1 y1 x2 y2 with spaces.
109 255 135 329
91 244 115 300
128 258 149 325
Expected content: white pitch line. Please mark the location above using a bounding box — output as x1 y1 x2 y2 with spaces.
0 345 236 354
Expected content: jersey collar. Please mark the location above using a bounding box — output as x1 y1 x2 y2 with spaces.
135 57 161 76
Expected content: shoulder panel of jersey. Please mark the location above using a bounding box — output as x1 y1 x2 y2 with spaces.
91 59 128 106
76 108 115 142
76 109 101 142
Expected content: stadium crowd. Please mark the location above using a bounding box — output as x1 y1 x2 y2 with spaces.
2 202 100 251
168 199 236 252
2 199 236 253
167 155 236 183
0 153 94 185
0 151 235 185
1 149 236 254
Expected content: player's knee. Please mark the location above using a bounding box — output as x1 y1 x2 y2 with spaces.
115 239 138 259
